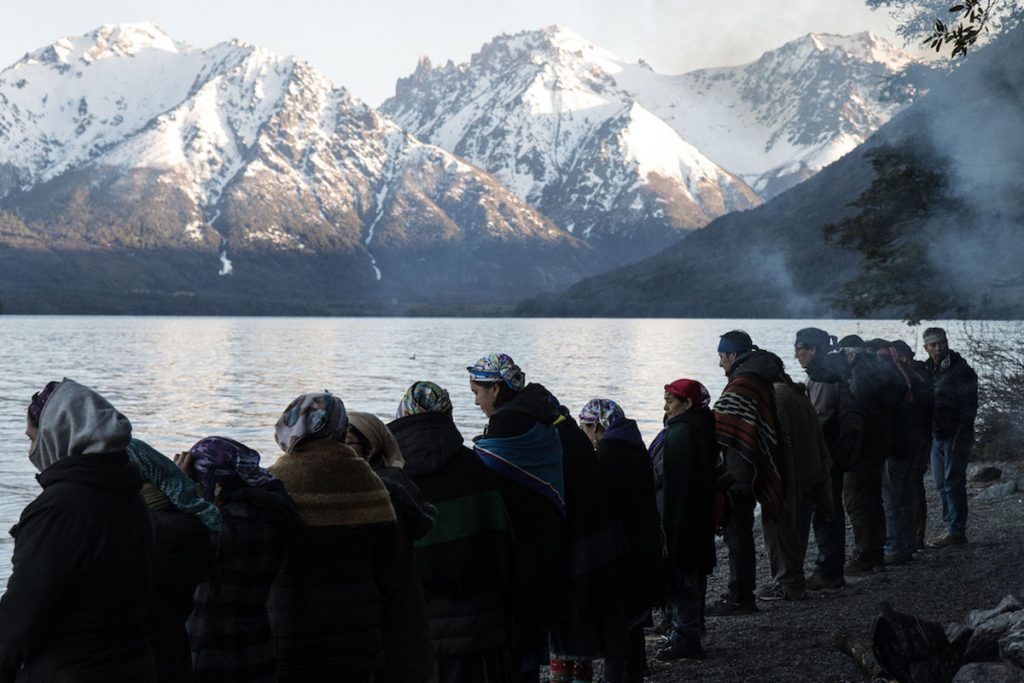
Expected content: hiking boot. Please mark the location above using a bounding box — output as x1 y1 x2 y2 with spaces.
884 551 914 566
806 575 845 590
927 533 968 548
756 582 807 601
706 597 757 616
843 557 875 576
656 635 705 661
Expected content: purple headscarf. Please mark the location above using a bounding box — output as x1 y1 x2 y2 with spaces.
189 436 282 501
28 381 60 424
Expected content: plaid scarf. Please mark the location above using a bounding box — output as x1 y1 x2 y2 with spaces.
713 373 784 520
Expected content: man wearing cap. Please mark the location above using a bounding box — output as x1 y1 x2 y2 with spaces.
708 331 783 616
793 328 848 589
922 328 978 548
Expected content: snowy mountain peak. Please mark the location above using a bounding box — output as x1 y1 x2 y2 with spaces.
21 22 185 67
778 31 915 70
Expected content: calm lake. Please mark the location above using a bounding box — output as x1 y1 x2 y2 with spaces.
1 316 1019 581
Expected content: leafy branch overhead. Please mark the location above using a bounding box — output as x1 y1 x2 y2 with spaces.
866 0 1023 56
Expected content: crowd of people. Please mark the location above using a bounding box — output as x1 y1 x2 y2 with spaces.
0 325 979 682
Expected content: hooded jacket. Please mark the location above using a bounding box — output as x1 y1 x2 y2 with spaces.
0 379 155 682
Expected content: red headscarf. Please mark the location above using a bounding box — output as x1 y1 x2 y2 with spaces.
664 379 710 410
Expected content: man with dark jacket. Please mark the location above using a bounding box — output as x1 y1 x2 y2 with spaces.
892 340 935 550
838 336 903 575
922 327 978 548
708 331 783 616
794 328 848 590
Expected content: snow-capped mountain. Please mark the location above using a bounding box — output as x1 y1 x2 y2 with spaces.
619 31 926 197
0 24 590 309
383 26 762 258
382 26 929 252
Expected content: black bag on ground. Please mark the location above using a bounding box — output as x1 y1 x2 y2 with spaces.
872 603 961 683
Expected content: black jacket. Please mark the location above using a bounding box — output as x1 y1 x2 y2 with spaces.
846 353 904 471
657 409 717 576
0 452 156 683
483 383 566 654
927 350 978 445
148 508 213 683
374 467 434 683
597 419 662 622
389 411 514 657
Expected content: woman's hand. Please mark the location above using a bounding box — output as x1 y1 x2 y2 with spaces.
173 451 195 480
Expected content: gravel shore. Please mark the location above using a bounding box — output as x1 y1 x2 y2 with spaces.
645 461 1024 682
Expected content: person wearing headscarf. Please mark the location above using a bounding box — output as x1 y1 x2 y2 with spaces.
577 399 661 683
548 402 631 683
127 439 220 683
651 380 717 662
181 436 298 683
265 393 408 683
345 411 434 683
467 353 566 683
0 379 156 681
388 382 516 683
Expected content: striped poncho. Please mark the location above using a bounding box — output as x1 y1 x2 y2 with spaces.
713 358 785 520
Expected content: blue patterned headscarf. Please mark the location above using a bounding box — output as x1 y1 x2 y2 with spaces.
275 391 348 454
189 436 282 501
127 439 222 531
579 398 625 431
396 381 453 418
466 353 526 391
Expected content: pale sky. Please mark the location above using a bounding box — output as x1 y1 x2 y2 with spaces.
1 0 917 106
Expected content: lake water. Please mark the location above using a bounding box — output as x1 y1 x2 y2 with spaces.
1 316 1019 582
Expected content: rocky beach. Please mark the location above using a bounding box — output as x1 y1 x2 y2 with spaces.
644 461 1024 682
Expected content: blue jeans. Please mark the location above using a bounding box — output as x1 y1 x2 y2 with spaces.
883 457 916 556
812 468 846 579
665 566 706 640
930 437 969 535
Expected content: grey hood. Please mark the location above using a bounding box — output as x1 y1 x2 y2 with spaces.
31 378 132 472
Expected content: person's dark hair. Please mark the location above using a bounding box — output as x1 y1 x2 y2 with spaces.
836 334 865 349
922 327 947 344
891 340 915 359
718 330 754 355
470 379 520 408
794 327 835 354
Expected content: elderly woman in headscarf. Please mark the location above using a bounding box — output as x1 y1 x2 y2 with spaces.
577 399 661 683
345 410 434 683
388 382 515 683
647 380 718 662
467 353 566 683
177 436 298 683
127 439 222 683
0 379 156 681
266 392 419 683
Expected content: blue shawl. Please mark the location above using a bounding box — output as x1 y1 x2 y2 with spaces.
474 422 565 516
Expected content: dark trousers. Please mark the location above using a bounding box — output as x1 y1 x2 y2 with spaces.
602 624 646 683
762 499 814 592
665 566 706 640
812 467 846 579
724 493 757 604
883 457 916 557
433 652 507 683
844 468 885 566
